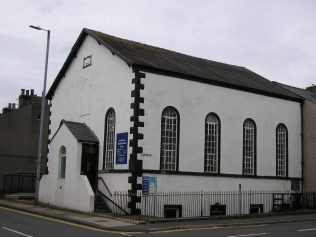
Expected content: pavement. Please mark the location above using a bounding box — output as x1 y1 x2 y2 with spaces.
1 197 316 233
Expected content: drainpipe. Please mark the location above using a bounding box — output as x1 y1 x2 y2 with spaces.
300 102 304 191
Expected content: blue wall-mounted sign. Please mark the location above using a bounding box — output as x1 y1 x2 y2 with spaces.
116 132 128 164
142 176 157 195
149 176 157 194
142 176 149 195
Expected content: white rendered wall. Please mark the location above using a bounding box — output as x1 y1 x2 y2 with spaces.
143 174 290 192
138 72 302 192
98 173 130 194
39 124 94 212
46 34 302 196
49 35 134 171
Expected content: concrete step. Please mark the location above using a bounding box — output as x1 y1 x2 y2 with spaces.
95 193 111 213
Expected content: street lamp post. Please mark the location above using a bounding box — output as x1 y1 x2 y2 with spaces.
29 25 50 204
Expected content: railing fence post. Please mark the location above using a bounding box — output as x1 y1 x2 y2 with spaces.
3 175 6 195
32 174 35 193
19 174 21 193
200 190 203 217
152 194 155 220
21 174 24 193
10 175 13 193
144 194 147 218
238 184 242 216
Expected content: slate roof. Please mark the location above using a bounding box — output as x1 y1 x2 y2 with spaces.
274 82 316 103
47 28 302 102
61 120 99 143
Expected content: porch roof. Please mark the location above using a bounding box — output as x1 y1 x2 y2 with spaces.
62 120 99 143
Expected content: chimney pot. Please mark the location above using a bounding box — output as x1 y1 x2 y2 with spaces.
26 90 29 96
31 89 34 96
12 103 16 109
21 89 25 95
8 103 11 109
306 84 316 93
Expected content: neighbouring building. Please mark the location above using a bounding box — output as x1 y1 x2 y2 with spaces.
0 89 49 193
39 28 303 214
274 83 316 192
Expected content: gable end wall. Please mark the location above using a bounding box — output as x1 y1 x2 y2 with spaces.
48 35 134 171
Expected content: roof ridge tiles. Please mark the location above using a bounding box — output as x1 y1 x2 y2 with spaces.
85 28 246 71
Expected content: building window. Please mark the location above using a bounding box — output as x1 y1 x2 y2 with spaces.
276 124 288 177
59 146 66 179
160 107 180 171
83 55 92 68
205 113 220 173
103 108 116 170
243 119 256 175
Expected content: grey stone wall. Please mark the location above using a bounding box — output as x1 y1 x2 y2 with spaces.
0 95 48 193
303 100 316 192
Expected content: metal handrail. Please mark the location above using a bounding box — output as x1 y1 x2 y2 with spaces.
96 189 129 215
97 177 113 198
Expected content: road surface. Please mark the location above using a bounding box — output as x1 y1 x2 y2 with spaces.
0 206 126 237
147 219 316 237
1 205 316 237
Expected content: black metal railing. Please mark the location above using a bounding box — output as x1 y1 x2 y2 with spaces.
97 177 113 198
110 190 316 221
2 173 36 195
96 177 129 215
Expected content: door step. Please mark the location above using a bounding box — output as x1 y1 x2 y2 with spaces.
94 192 111 213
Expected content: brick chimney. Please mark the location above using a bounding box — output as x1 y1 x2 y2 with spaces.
306 84 316 93
19 89 37 108
2 103 12 114
2 107 11 114
19 89 27 107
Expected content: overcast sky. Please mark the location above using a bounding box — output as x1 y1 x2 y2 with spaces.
0 0 315 110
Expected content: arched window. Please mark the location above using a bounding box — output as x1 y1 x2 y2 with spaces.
276 124 288 177
243 119 256 175
103 108 116 170
59 146 66 179
205 113 220 173
160 107 180 171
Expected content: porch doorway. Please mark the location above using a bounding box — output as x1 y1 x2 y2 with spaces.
81 144 98 192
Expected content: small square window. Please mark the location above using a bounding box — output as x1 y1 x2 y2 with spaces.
210 203 226 216
164 205 182 218
83 55 92 68
250 204 263 214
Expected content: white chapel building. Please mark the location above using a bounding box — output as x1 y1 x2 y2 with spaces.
39 28 302 213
